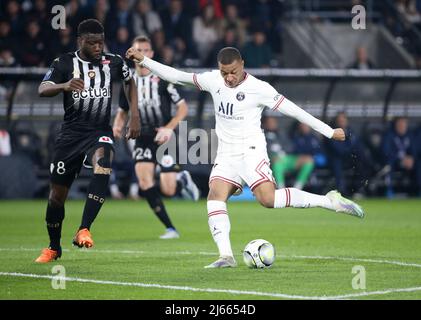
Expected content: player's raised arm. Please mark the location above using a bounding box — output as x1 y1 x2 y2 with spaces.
126 47 196 87
261 83 344 141
154 85 188 145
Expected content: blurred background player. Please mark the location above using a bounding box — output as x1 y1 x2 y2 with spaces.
264 116 321 190
126 46 364 268
113 35 199 239
35 19 140 263
382 116 418 198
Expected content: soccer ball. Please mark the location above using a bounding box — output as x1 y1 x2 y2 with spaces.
242 239 276 268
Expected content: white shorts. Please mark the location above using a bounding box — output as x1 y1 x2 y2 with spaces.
209 147 275 195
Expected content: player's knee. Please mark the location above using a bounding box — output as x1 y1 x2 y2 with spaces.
257 194 274 208
94 156 112 175
48 192 65 208
138 177 154 190
161 184 175 197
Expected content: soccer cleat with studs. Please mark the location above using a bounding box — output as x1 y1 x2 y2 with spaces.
326 190 365 218
35 247 62 263
72 228 94 248
204 256 237 269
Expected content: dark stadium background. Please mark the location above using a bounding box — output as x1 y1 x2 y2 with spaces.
1 0 421 199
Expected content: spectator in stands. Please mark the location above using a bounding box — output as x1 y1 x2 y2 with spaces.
66 0 89 37
0 46 17 67
382 116 417 197
160 0 195 58
18 20 47 66
48 25 77 64
0 129 12 157
109 26 131 58
198 0 224 19
151 29 166 62
349 46 375 69
25 0 50 31
10 120 43 167
192 4 221 64
105 0 134 41
91 0 109 26
5 0 23 37
0 45 18 103
205 26 239 67
220 3 247 47
132 0 163 37
242 28 272 68
0 19 13 50
325 112 368 196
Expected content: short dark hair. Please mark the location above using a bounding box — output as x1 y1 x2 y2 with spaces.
132 35 151 45
217 47 242 65
77 19 104 36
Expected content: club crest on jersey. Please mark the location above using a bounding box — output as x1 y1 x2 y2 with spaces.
98 136 113 144
236 92 245 101
88 70 96 78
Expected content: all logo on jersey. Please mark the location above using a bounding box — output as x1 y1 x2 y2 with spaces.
98 136 113 144
236 92 245 101
88 70 96 78
219 102 234 116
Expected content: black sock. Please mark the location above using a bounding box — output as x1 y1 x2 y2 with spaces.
80 174 109 230
175 180 184 197
143 186 175 229
46 204 65 250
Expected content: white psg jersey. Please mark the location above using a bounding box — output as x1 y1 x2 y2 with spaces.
193 71 282 146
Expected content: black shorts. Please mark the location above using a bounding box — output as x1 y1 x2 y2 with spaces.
50 125 114 187
132 134 179 173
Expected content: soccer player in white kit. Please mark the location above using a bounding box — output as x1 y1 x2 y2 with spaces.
126 46 364 268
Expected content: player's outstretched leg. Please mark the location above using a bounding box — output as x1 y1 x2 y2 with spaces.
254 183 364 218
204 200 237 268
35 184 67 263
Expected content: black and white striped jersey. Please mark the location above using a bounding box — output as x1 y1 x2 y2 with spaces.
41 50 131 130
119 72 183 136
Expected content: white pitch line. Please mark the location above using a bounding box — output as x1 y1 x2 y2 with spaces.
2 247 421 268
1 271 421 300
284 255 421 269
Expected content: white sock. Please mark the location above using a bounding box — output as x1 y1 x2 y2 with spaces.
129 183 139 197
274 188 334 210
207 200 233 258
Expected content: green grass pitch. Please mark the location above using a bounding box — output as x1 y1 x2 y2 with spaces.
1 198 421 300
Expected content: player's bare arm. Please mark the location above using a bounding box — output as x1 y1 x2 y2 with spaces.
38 78 85 97
112 108 128 139
155 99 188 145
124 77 141 139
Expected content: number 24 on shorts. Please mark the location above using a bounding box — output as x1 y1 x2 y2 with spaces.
134 148 152 161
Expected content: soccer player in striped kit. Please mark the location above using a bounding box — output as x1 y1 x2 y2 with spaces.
113 36 200 239
35 19 140 263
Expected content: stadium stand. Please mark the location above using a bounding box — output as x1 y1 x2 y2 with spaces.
1 0 421 199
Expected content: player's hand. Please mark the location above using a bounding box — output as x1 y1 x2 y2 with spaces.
126 116 141 140
332 128 346 141
112 125 124 139
63 78 84 92
154 127 173 145
126 47 144 64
